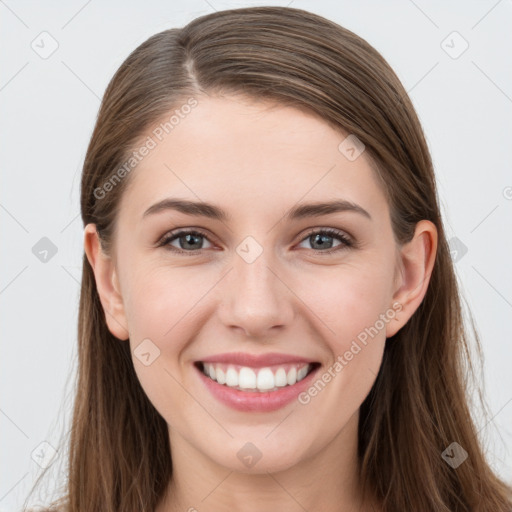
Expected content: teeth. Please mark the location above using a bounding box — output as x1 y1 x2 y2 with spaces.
275 368 287 387
225 367 238 387
239 367 257 389
297 366 308 381
216 368 226 385
201 362 312 392
286 367 297 385
256 368 275 391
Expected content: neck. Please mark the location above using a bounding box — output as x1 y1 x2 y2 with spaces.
156 411 378 512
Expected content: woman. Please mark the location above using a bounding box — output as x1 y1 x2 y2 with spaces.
26 6 512 512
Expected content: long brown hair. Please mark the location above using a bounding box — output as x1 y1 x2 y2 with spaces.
25 6 512 511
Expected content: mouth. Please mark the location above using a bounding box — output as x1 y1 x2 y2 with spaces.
193 353 321 412
194 361 320 392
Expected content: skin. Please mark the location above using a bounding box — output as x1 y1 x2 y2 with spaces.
84 94 437 512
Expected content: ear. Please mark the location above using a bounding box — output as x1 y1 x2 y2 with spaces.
83 223 129 341
385 220 438 338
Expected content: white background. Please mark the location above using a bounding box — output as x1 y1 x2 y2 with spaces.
1 1 511 510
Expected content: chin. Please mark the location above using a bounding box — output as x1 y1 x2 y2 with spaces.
204 431 313 475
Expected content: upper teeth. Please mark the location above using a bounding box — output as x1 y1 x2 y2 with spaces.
202 363 311 392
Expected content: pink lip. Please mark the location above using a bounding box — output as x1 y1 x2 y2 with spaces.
198 352 315 368
195 361 320 412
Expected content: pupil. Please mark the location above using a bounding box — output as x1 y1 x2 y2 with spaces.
182 234 202 249
312 233 332 250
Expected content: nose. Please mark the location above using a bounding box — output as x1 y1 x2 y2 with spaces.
217 243 295 340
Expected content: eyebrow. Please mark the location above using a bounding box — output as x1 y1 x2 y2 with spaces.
142 198 371 222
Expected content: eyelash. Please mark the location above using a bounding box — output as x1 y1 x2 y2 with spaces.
157 227 354 256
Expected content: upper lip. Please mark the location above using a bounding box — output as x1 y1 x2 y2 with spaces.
198 352 317 367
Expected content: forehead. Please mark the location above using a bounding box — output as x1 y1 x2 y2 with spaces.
118 95 388 223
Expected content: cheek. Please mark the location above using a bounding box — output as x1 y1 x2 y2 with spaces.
291 266 392 436
122 261 221 413
299 260 395 349
123 265 209 425
123 263 207 343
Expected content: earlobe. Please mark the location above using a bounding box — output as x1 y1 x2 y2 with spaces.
385 220 438 338
83 223 130 341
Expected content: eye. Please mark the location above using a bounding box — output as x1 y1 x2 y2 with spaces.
297 228 353 253
157 227 354 255
158 229 214 254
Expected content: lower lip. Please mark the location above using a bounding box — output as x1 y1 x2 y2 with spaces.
196 364 320 412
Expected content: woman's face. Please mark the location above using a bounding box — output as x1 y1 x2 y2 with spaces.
91 94 411 474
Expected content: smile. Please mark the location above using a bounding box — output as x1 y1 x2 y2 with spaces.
197 361 317 392
194 353 321 412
